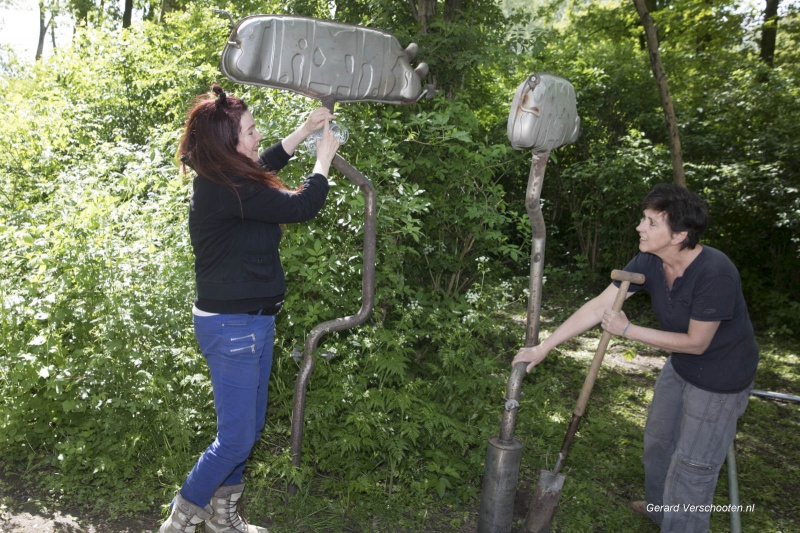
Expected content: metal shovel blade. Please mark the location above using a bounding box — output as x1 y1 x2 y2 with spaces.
524 469 566 533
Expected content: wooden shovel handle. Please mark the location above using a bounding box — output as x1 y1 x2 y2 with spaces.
557 270 645 463
574 270 644 416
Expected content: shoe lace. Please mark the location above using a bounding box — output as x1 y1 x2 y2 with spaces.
176 510 205 532
221 498 249 530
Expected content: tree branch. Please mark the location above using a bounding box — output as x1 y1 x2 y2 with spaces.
632 0 685 187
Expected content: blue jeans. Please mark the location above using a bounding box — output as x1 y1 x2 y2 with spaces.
643 357 751 532
180 312 275 508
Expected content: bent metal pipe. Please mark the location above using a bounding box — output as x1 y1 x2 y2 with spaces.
288 147 377 496
218 16 428 495
499 150 549 443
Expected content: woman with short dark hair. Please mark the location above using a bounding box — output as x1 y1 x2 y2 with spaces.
514 183 758 532
159 84 339 533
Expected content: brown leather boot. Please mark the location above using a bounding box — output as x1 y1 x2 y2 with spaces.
630 500 651 519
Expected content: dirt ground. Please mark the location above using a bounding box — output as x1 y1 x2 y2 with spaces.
0 342 665 533
0 505 156 533
0 470 159 533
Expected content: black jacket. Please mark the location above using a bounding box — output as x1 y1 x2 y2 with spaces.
189 142 329 313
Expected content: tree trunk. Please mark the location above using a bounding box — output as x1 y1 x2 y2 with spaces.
159 0 180 23
142 0 156 21
760 0 780 67
36 1 49 61
123 0 133 28
444 0 463 21
408 0 437 31
632 0 685 187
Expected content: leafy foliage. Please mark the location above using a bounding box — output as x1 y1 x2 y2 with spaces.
0 0 799 530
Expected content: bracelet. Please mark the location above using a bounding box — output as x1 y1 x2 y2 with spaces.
622 321 631 338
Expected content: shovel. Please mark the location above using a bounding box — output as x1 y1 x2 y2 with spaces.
524 269 645 533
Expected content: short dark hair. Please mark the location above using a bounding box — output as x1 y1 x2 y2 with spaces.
641 183 708 250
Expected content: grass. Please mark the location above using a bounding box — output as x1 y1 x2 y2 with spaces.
1 279 798 532
232 326 799 532
505 336 800 533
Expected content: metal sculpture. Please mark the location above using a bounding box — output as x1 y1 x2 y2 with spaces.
220 14 430 496
221 15 431 107
478 73 580 533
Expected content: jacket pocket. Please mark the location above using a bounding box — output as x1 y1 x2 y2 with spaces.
243 251 275 281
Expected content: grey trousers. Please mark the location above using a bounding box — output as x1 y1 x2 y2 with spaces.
643 357 751 532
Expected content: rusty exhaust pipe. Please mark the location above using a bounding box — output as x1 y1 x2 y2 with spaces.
478 74 580 532
479 151 549 532
217 14 432 498
288 103 377 495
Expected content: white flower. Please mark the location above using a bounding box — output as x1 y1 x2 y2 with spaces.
10 294 25 306
29 335 47 346
462 311 479 325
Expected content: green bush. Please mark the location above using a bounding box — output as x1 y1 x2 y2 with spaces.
1 0 799 529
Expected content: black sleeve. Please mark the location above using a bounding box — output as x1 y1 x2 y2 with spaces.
258 142 292 173
612 253 654 293
225 174 330 224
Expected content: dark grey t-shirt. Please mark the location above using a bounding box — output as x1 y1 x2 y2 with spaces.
618 247 758 393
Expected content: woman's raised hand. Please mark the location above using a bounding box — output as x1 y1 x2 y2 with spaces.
302 107 335 137
282 107 336 156
312 119 340 176
317 119 340 162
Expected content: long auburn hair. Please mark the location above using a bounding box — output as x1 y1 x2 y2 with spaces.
178 84 286 190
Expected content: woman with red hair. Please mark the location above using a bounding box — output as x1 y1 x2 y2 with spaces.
160 84 339 533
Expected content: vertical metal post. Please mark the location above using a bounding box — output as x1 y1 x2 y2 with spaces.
523 152 549 347
500 150 550 441
727 440 742 533
478 151 550 532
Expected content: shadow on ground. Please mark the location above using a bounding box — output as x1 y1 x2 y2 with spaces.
0 470 159 533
